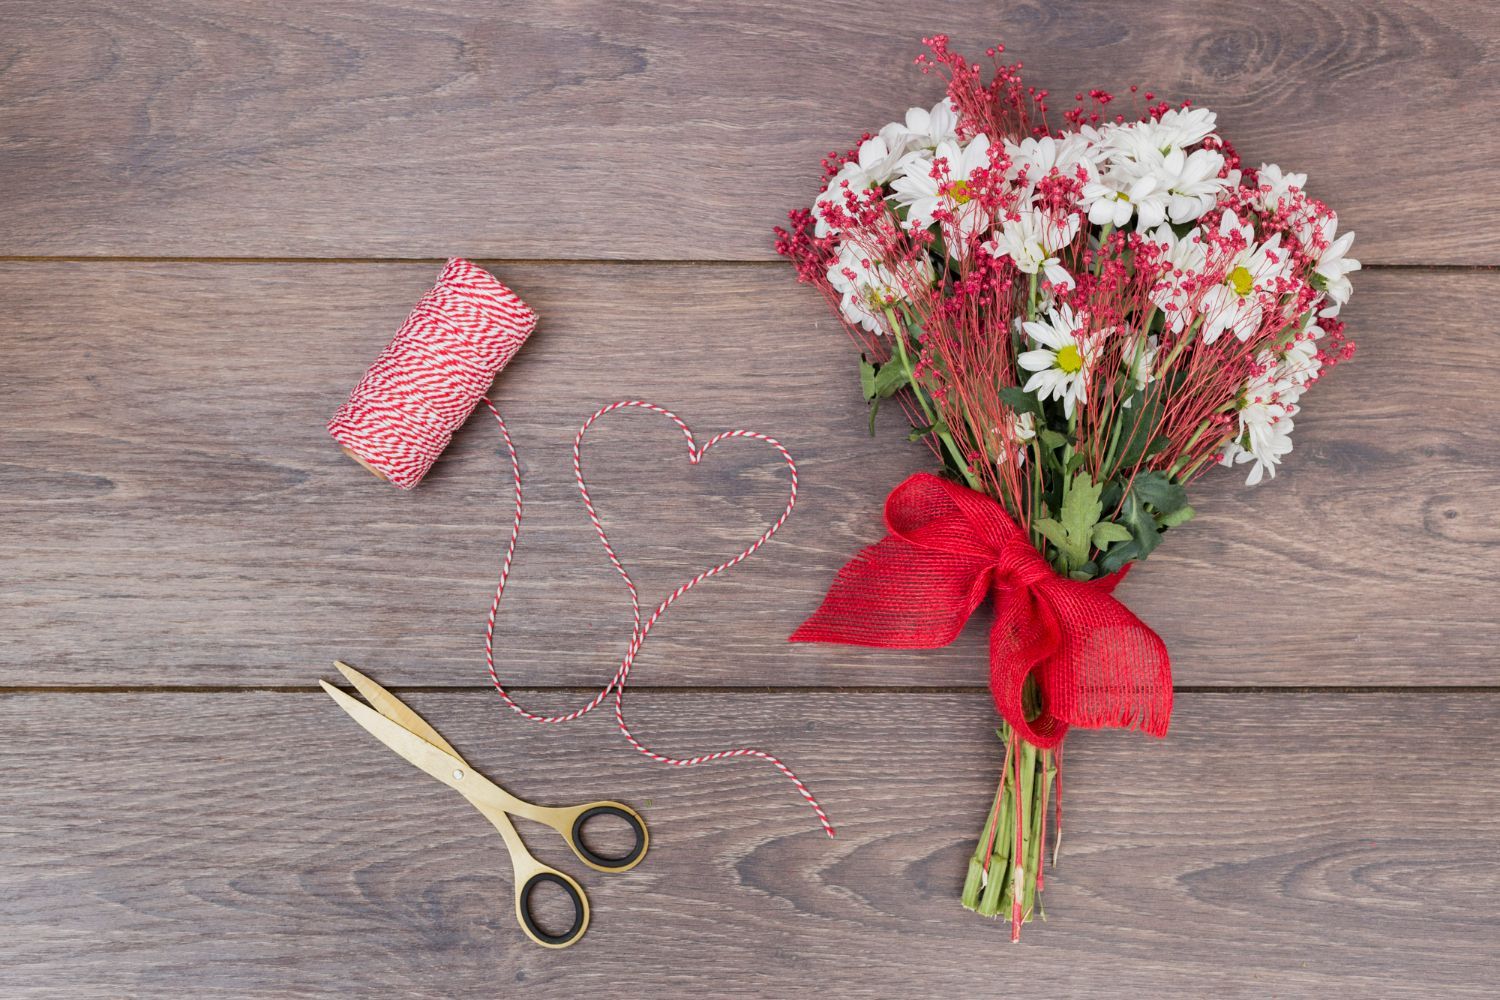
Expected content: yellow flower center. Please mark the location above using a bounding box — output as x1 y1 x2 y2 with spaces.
1055 344 1083 374
1228 265 1255 296
947 180 972 204
1115 191 1131 202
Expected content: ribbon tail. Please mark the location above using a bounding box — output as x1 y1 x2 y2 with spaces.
988 585 1068 749
988 579 1172 749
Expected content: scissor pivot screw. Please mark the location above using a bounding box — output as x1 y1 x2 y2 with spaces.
453 768 465 780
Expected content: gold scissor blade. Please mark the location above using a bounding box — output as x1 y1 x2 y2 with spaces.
320 679 524 814
321 679 473 788
333 660 462 760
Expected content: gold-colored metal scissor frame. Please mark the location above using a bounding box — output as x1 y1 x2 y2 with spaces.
321 661 648 948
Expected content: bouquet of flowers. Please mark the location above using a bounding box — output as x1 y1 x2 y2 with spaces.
777 36 1357 939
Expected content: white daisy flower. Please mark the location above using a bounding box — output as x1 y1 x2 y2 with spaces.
813 160 877 238
889 134 995 247
1002 133 1098 187
1310 214 1359 315
1018 304 1096 417
1200 214 1292 344
886 98 960 152
1134 106 1219 153
1145 224 1209 332
1275 315 1324 388
982 209 1081 289
1252 163 1308 212
1224 350 1301 484
1079 111 1229 231
852 131 911 185
825 242 934 335
1222 419 1293 486
1155 146 1230 224
1081 166 1170 230
1128 334 1159 394
993 409 1037 467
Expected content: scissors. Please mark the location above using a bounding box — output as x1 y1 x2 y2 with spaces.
320 661 648 948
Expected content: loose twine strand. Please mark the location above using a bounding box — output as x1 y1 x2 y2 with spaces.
478 399 835 837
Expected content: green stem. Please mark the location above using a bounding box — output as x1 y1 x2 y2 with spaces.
885 307 983 491
1156 314 1204 377
1093 223 1114 278
963 723 1054 937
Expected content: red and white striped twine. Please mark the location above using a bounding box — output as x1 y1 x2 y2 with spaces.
329 258 537 489
481 398 835 838
329 260 832 836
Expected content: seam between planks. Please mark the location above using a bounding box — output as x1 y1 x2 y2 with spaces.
0 256 1492 273
2 684 1498 696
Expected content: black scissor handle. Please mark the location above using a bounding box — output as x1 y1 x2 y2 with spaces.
517 871 587 948
570 804 648 871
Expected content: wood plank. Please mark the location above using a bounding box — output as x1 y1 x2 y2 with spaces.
3 262 1497 689
2 690 1496 997
1 1 1496 263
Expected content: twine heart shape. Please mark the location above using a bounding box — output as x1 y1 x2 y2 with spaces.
479 398 834 837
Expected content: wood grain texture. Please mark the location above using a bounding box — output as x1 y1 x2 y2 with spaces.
4 262 1497 689
2 0 1497 263
2 690 1497 999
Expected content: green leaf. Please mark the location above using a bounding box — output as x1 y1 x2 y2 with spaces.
1131 470 1188 515
1032 517 1068 552
998 385 1040 416
1091 521 1133 547
1098 539 1143 575
871 360 910 398
1117 492 1163 560
859 356 877 401
1053 472 1104 572
1116 386 1165 468
1159 504 1196 529
1037 428 1068 451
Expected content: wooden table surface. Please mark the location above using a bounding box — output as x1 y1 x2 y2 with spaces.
4 3 1498 997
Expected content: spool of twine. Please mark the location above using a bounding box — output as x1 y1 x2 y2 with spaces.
328 258 537 488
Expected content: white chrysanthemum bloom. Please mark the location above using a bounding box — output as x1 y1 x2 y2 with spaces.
997 409 1037 466
1200 215 1292 344
1135 106 1219 152
825 242 934 335
1224 350 1301 484
1145 225 1210 332
1081 165 1170 230
1253 163 1308 212
1223 420 1293 485
1278 333 1323 388
982 209 1081 290
1128 334 1159 395
850 135 908 187
1155 146 1230 224
1002 133 1098 187
1080 111 1229 230
1018 304 1095 417
813 161 876 238
889 134 995 248
887 98 960 152
1310 214 1360 315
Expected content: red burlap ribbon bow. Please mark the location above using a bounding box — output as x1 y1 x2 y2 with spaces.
791 473 1172 748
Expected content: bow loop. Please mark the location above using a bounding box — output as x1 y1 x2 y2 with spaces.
792 473 1172 749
